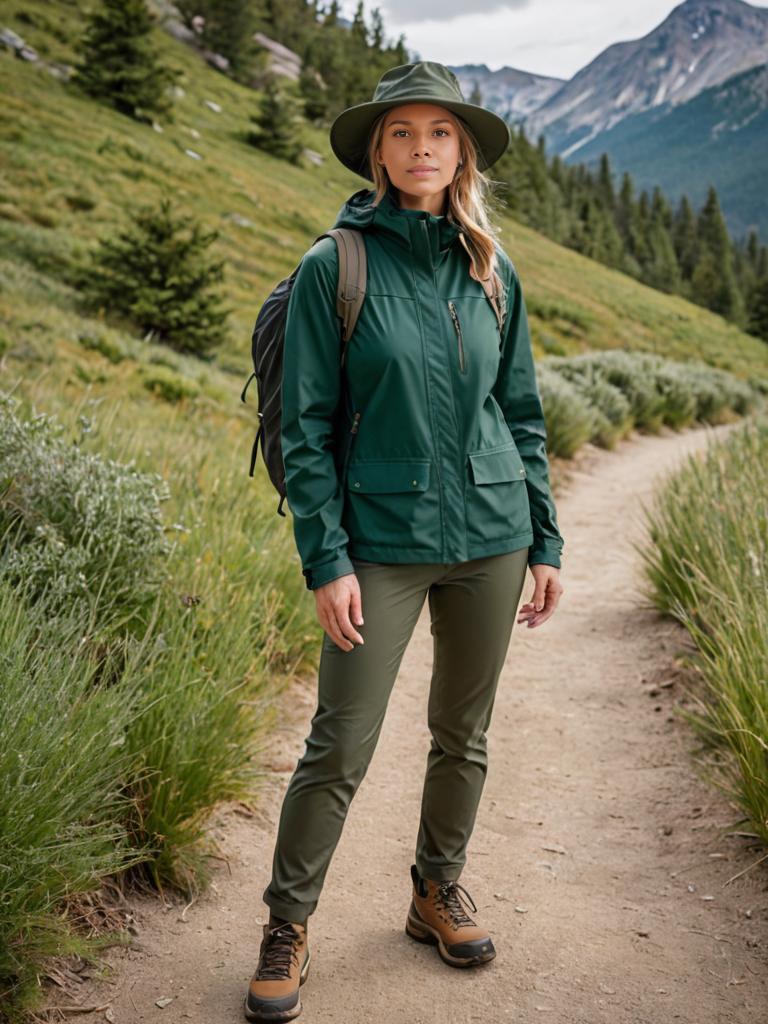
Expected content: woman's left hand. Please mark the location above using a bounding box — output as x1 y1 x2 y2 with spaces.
517 564 563 629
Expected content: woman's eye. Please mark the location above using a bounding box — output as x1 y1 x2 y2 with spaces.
392 129 449 137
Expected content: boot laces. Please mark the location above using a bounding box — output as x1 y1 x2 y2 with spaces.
433 879 477 929
257 922 302 980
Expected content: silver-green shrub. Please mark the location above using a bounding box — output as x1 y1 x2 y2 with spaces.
0 396 170 625
536 364 594 458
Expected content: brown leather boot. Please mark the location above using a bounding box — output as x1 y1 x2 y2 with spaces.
244 919 310 1021
405 864 496 967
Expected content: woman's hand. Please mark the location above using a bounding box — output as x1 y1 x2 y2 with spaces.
314 573 365 652
517 564 563 629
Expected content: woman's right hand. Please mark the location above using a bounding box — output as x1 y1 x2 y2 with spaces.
314 573 365 651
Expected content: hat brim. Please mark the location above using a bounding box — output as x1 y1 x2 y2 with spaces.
329 97 511 181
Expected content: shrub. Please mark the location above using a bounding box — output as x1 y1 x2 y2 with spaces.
142 366 200 403
0 396 170 628
77 329 128 364
536 364 594 458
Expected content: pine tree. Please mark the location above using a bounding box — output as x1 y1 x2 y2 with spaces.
247 73 306 164
747 275 768 341
672 195 699 282
74 0 178 122
469 80 483 105
597 153 615 213
176 0 261 75
81 198 230 357
370 7 386 50
693 186 743 319
350 1 369 50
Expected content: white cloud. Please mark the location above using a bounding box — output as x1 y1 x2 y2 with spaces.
381 0 529 22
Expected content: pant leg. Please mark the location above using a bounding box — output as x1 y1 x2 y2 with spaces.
414 546 530 882
262 559 437 922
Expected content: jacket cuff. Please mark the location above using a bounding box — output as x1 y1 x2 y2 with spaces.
303 553 356 591
528 546 562 570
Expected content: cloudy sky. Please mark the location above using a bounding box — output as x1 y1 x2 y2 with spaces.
339 0 768 79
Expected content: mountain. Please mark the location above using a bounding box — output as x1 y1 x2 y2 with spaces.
571 62 768 241
449 63 564 122
523 0 768 158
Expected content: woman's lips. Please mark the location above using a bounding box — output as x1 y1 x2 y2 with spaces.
408 168 437 177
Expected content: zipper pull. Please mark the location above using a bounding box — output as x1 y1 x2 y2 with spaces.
350 411 361 434
447 301 466 374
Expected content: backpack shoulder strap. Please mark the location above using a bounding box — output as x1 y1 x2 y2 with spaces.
480 272 507 337
312 227 367 367
458 232 506 336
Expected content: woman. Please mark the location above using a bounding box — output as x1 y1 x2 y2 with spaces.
245 61 564 1022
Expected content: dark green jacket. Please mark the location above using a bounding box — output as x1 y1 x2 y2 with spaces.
281 182 564 590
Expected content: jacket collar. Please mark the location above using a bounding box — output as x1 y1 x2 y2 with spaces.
332 179 462 265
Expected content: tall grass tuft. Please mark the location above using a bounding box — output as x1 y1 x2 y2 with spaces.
0 579 149 1019
635 417 768 846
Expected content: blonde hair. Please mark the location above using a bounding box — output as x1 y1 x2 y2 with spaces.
366 106 506 292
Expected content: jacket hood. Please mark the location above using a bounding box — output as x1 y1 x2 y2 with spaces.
332 178 463 266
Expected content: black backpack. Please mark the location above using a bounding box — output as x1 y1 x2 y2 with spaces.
240 227 368 517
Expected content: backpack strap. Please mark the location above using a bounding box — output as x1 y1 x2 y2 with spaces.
312 227 367 368
458 232 507 336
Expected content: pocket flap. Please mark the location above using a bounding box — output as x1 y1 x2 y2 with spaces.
347 459 431 494
468 445 526 484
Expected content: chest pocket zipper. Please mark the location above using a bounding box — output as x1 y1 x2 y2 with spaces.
341 410 362 484
447 301 467 375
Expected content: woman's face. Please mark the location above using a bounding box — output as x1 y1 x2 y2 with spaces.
376 103 462 214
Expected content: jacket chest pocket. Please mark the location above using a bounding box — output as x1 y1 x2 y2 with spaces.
344 459 438 551
445 297 502 376
465 443 531 545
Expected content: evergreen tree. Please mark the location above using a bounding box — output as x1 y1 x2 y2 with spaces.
176 0 262 76
597 153 615 213
370 7 386 50
747 275 768 341
746 229 760 272
298 59 328 122
81 198 230 357
692 186 742 319
672 195 699 282
74 0 178 122
350 1 369 50
469 80 483 105
323 1 340 28
247 73 306 164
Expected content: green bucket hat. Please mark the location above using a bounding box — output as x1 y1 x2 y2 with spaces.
329 61 511 181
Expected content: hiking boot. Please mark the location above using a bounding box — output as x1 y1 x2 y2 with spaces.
244 919 310 1022
405 863 496 967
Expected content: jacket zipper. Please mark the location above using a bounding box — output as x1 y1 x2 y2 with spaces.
447 301 467 374
341 410 361 484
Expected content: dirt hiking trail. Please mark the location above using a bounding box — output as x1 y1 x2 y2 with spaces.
63 422 767 1024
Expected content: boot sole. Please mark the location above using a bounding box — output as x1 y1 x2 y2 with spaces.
243 951 311 1022
405 912 496 968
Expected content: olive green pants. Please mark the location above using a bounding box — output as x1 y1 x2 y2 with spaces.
262 546 530 923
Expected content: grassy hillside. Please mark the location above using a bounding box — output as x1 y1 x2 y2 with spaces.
3 0 768 386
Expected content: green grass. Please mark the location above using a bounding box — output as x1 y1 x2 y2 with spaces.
635 417 768 848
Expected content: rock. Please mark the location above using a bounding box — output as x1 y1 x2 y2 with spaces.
0 27 24 51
